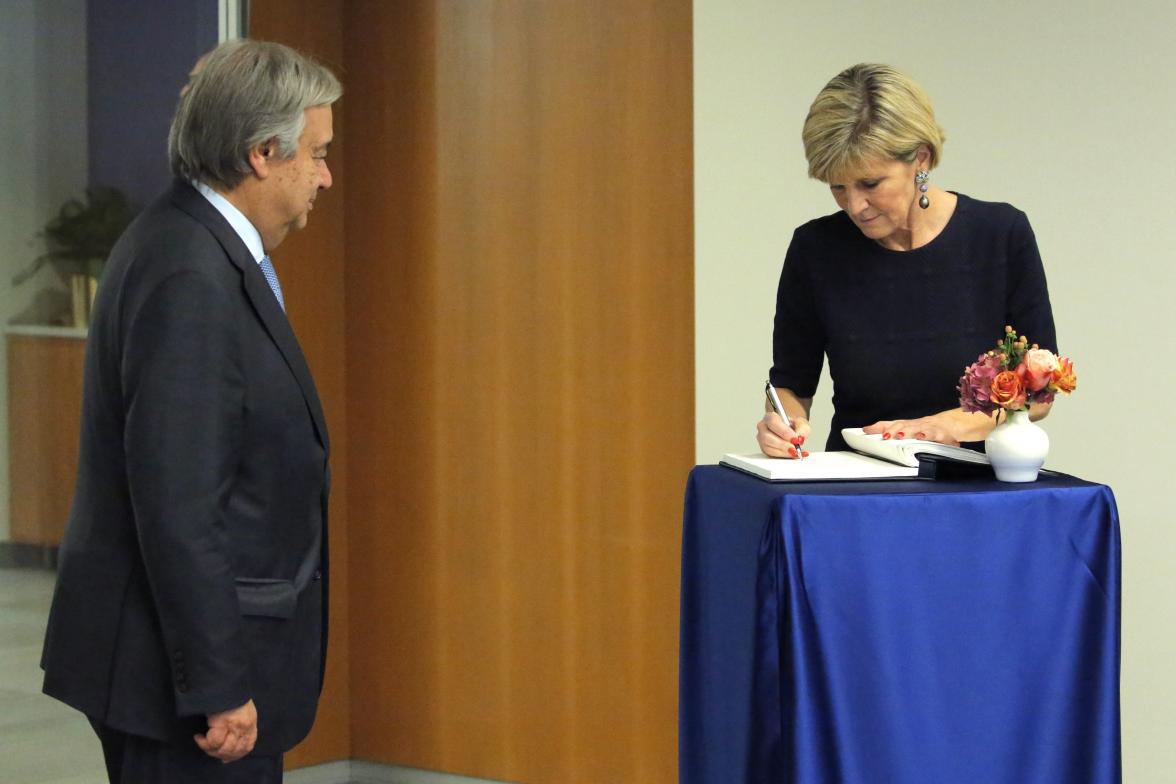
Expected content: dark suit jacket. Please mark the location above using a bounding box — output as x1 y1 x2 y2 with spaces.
41 180 330 755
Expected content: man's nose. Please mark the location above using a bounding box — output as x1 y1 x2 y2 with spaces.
320 162 333 190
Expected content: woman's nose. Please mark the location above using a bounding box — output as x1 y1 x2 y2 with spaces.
847 190 868 215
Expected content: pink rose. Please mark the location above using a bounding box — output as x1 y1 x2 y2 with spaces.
1017 349 1059 392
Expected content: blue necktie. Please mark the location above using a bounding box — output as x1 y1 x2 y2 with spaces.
258 255 286 312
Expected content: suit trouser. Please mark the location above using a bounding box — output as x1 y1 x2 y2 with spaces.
89 719 283 784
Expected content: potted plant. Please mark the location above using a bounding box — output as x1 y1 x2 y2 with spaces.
13 187 135 327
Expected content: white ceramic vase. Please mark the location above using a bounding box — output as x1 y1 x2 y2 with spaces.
985 409 1049 482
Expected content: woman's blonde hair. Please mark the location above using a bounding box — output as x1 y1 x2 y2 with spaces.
802 64 945 183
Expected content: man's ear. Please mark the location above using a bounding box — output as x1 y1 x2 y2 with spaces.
247 141 275 178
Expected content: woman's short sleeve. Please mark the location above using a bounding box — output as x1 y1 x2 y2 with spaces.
1005 210 1058 354
769 228 826 397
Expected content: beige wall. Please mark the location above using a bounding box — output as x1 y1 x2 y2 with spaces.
695 0 1176 777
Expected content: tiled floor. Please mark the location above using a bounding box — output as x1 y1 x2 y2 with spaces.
0 569 499 784
0 568 108 783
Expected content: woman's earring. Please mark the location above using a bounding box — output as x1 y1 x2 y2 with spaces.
915 170 930 209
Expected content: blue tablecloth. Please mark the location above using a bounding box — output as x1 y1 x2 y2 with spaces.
680 465 1120 784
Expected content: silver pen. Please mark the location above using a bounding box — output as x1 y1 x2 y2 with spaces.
764 380 804 460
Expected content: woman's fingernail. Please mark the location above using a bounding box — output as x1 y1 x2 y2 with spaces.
798 435 806 445
882 433 891 440
895 432 905 439
790 437 801 446
801 450 810 458
788 447 798 458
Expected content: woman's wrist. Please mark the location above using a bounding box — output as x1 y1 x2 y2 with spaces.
946 409 997 442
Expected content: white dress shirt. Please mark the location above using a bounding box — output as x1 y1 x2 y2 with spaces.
192 180 266 267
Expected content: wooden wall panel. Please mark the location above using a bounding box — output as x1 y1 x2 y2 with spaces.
343 2 693 782
246 1 351 767
253 0 693 777
340 0 444 764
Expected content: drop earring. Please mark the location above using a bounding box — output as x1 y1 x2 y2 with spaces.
915 169 930 209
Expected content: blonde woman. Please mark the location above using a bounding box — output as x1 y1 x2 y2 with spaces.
757 63 1057 458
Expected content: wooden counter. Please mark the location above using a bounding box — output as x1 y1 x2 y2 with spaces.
7 327 87 545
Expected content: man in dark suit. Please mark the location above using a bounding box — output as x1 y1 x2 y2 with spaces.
41 39 340 783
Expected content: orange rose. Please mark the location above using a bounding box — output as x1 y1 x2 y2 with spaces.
1049 357 1077 394
1017 348 1059 392
990 370 1027 409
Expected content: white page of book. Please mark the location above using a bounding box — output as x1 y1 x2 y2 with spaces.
720 452 918 481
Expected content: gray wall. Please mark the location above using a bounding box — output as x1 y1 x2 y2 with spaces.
0 0 90 542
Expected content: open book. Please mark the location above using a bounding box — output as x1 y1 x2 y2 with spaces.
840 428 989 468
720 428 990 482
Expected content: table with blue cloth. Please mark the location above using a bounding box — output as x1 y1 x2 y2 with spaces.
679 465 1121 784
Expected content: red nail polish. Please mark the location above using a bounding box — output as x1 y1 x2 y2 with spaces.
896 432 905 439
790 437 801 446
798 435 806 445
788 447 797 458
801 450 810 458
882 433 891 440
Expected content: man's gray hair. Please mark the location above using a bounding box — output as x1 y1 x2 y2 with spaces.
168 39 342 190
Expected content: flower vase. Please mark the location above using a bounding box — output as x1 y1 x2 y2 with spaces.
985 409 1049 482
68 271 99 328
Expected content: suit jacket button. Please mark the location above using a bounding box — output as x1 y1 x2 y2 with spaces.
313 570 322 581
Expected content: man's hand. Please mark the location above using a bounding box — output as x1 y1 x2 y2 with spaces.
195 699 257 762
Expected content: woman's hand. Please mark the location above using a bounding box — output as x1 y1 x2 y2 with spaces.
863 414 962 446
865 403 1051 446
757 411 811 459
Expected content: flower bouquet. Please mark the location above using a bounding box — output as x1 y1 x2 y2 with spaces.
957 326 1077 481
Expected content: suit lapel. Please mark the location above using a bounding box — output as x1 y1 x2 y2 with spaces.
169 181 330 452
